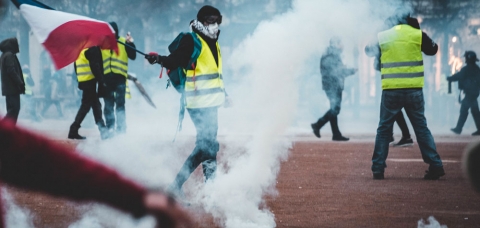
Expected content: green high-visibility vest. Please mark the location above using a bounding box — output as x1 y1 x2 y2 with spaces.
75 49 95 82
378 24 424 90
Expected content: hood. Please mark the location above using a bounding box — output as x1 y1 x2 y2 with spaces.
0 37 19 54
109 22 119 39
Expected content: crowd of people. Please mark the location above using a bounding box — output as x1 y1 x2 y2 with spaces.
0 3 480 227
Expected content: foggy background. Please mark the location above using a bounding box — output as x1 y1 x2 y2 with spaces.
0 0 478 227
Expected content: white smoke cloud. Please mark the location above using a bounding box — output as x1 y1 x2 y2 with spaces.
417 216 448 228
12 0 413 227
2 188 34 228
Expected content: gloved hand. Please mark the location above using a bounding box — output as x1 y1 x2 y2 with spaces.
146 52 159 65
126 32 134 43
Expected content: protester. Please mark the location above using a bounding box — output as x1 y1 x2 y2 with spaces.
0 37 25 125
311 37 357 141
102 22 136 136
448 51 480 135
366 11 445 180
40 69 64 119
68 47 109 140
145 5 229 198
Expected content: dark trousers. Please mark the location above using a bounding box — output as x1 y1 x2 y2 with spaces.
314 89 343 137
41 98 63 117
372 89 443 173
395 111 411 138
5 94 20 125
454 93 480 131
104 82 126 133
72 85 104 128
171 107 219 190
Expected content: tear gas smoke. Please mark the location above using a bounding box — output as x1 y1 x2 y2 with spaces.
417 216 447 228
2 188 34 228
0 0 428 227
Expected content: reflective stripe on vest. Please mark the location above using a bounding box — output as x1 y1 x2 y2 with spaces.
75 49 95 82
102 37 128 77
23 73 32 95
184 34 225 109
378 25 424 89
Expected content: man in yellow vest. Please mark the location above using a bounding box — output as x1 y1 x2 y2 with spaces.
146 5 229 198
102 22 136 135
68 46 108 140
368 11 444 180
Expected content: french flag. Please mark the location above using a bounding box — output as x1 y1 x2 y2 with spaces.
11 0 118 70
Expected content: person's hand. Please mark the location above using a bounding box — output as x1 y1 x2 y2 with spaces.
126 32 134 43
146 53 159 65
224 96 233 108
144 192 193 228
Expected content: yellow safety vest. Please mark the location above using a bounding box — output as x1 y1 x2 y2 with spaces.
102 36 128 77
23 73 33 95
378 24 424 90
126 80 131 99
75 49 95 82
184 34 225 109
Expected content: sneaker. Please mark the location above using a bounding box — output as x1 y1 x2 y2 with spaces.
373 172 384 180
424 166 445 180
311 123 321 138
393 137 413 147
472 131 480 136
451 128 461 135
389 136 395 145
332 135 349 141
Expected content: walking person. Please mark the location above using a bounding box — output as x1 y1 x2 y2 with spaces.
0 37 25 125
68 46 109 140
145 5 229 197
21 64 41 121
41 69 64 118
367 12 445 180
102 22 136 136
311 37 357 141
448 51 480 135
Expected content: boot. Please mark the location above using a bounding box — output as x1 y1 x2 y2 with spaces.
68 123 86 140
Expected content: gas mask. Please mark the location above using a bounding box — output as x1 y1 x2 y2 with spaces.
206 23 219 38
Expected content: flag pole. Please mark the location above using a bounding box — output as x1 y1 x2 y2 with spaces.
117 40 147 56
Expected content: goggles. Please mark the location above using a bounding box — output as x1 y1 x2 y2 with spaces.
203 15 222 25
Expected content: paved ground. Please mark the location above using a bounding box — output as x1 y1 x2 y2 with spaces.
5 135 480 228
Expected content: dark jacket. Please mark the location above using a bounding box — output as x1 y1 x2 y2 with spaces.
320 46 355 91
0 38 25 96
448 63 480 95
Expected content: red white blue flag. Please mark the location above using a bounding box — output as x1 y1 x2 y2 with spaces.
11 0 118 70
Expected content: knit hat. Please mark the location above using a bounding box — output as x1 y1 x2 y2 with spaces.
197 5 221 23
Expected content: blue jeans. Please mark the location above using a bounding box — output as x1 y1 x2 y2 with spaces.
104 83 126 133
372 89 443 173
171 107 219 190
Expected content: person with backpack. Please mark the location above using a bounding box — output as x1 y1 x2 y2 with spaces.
448 51 480 135
145 5 229 198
